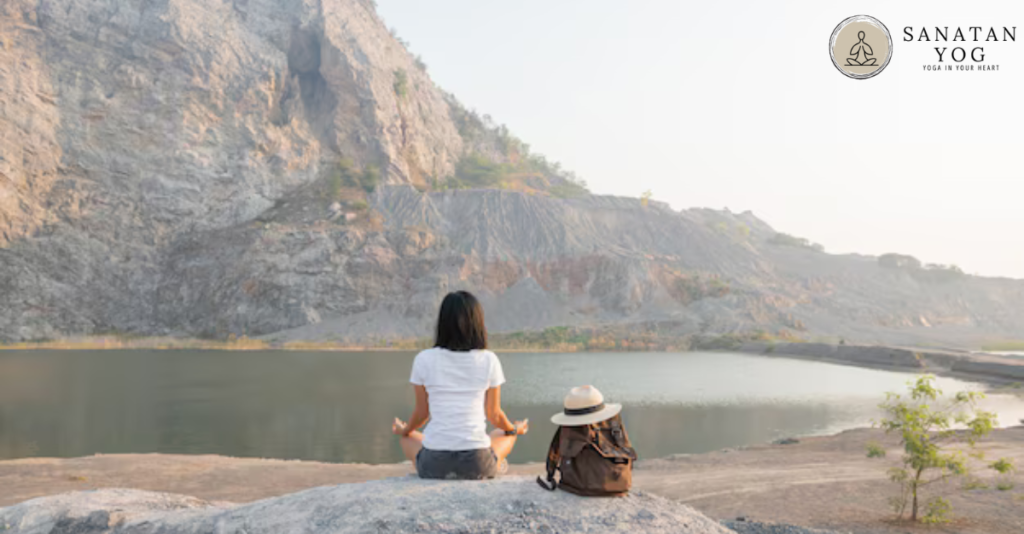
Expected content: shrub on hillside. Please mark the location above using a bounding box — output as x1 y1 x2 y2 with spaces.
918 263 965 282
451 153 504 188
325 158 378 197
673 274 730 304
768 232 824 252
879 253 922 270
327 167 344 201
549 181 589 199
325 158 357 200
360 165 380 193
878 254 965 283
707 220 752 240
393 68 409 98
442 94 590 197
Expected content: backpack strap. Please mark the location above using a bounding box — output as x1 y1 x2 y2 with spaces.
536 427 561 491
609 418 625 448
607 417 638 461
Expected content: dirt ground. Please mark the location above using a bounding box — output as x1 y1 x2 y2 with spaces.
636 427 1024 534
1 427 1022 534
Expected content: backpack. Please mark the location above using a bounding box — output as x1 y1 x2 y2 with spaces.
535 414 637 496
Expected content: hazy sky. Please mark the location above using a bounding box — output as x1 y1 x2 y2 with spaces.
376 0 1024 279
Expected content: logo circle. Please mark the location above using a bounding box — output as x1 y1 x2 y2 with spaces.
829 15 892 79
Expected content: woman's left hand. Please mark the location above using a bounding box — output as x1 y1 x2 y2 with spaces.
392 418 408 436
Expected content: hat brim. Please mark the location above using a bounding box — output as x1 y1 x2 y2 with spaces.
550 403 622 426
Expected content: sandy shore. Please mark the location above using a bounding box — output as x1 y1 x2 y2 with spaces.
2 427 1022 533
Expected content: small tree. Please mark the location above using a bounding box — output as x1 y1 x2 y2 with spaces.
991 458 1016 490
870 375 997 523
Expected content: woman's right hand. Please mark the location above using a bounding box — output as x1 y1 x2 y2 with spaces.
514 419 529 435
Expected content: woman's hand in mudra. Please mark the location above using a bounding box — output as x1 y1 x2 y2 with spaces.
392 417 409 436
513 419 529 435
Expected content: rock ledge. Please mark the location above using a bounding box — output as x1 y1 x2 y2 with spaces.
0 476 732 534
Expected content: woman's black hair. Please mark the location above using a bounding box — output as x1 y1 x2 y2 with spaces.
434 291 488 351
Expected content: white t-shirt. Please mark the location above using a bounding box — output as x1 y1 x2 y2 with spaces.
409 347 506 451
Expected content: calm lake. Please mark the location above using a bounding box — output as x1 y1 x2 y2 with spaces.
1 350 1022 464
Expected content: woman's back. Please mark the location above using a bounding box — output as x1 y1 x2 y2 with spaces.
410 347 505 451
393 290 525 479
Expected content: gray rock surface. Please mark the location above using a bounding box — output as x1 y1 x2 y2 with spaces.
1 0 1024 346
0 477 734 534
723 521 843 534
952 358 1024 381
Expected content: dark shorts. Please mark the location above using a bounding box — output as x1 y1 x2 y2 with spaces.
415 447 498 480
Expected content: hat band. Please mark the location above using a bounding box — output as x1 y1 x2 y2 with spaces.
564 403 605 416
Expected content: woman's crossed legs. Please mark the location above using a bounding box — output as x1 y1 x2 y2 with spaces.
393 419 517 467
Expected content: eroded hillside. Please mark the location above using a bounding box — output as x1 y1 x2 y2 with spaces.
0 0 1022 347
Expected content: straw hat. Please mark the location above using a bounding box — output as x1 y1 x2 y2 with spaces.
550 385 622 426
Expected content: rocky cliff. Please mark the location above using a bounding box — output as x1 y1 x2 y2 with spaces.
1 0 1023 347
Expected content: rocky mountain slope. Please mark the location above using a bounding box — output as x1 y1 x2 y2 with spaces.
1 0 1022 347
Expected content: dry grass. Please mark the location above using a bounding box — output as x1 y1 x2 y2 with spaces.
0 335 650 353
982 341 1024 352
0 336 272 351
278 340 417 352
0 336 437 353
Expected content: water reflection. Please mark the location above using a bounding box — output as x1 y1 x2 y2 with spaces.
0 350 1020 464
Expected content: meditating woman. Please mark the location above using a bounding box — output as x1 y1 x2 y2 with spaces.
392 290 529 479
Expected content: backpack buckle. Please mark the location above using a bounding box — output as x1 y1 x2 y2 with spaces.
611 421 625 445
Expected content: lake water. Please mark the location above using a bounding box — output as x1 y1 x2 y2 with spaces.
1 350 1022 464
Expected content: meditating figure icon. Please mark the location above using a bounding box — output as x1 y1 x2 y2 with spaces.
846 31 877 66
